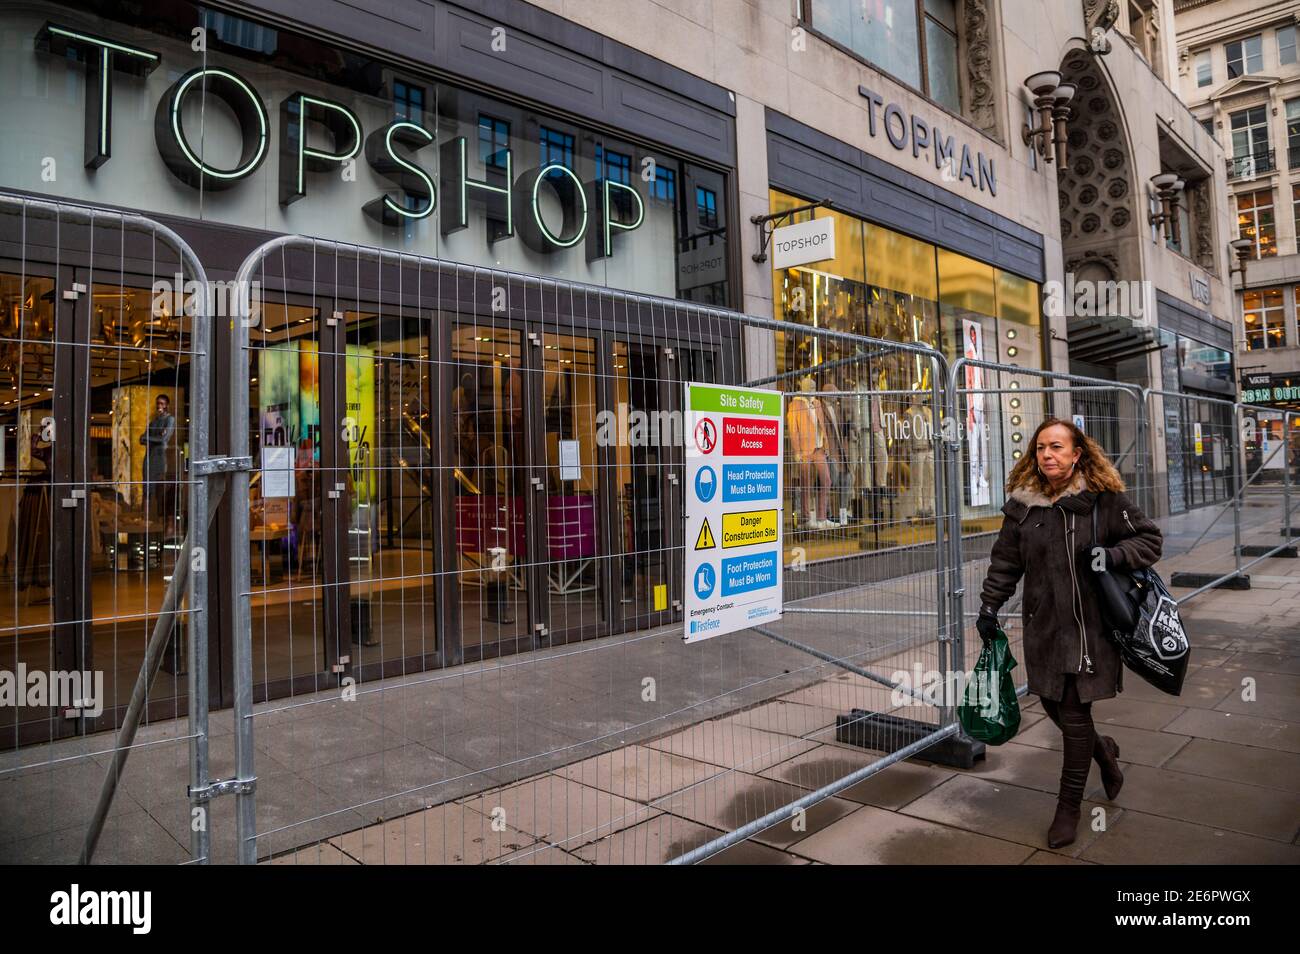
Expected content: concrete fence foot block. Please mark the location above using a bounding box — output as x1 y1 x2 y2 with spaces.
1169 572 1251 590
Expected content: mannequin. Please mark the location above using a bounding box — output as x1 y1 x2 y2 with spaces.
787 376 839 530
820 391 849 524
907 392 935 519
853 378 889 516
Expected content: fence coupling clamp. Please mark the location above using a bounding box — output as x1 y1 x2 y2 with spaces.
191 456 253 476
189 776 257 802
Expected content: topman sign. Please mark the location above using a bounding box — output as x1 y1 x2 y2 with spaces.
858 85 997 196
33 22 646 260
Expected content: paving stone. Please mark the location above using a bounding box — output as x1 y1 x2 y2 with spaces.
459 773 657 851
1221 652 1300 676
900 774 1115 857
557 744 721 805
330 801 534 864
790 802 1035 865
1013 716 1192 767
725 699 842 740
1164 738 1300 794
645 720 819 773
574 815 728 864
1110 763 1299 842
1161 708 1300 754
1079 809 1300 865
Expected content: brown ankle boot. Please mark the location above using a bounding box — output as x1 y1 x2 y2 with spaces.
1095 735 1123 800
1047 798 1081 849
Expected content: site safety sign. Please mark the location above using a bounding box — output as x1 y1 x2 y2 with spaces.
683 382 784 643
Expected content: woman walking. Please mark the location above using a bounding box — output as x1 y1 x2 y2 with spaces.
976 417 1163 849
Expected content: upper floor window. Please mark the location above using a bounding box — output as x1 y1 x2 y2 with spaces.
1279 25 1297 67
1225 35 1263 78
393 80 425 124
1236 189 1277 260
1243 288 1287 350
1199 117 1215 138
1230 105 1272 176
696 186 718 230
805 0 961 114
1195 49 1212 88
651 166 676 203
539 126 575 180
1287 100 1300 168
478 114 510 169
595 145 632 185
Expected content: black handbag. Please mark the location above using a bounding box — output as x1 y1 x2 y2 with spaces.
1090 499 1190 696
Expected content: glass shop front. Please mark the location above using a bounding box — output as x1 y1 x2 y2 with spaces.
0 0 735 743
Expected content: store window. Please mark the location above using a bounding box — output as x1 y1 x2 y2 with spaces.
1225 34 1263 78
1236 189 1277 259
1243 287 1287 350
1195 49 1212 88
805 0 961 114
767 188 1042 535
1177 336 1233 385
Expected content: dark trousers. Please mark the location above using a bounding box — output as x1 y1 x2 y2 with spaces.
1038 675 1100 808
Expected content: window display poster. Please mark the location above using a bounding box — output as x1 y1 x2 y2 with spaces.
259 341 375 505
345 345 377 506
962 319 990 505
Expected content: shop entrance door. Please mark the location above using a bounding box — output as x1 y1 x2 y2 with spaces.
2 258 194 746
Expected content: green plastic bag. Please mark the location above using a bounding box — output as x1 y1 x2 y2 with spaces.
958 628 1021 745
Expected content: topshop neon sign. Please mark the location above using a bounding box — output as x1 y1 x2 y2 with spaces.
34 21 646 259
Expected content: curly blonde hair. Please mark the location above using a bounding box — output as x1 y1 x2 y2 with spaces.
1006 416 1125 496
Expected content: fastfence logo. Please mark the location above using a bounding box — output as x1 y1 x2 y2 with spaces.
50 884 151 934
1043 274 1153 323
0 666 103 718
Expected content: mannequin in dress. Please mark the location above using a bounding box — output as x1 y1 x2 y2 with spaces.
907 392 935 519
787 376 838 530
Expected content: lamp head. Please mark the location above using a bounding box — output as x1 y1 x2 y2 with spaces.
1024 70 1062 97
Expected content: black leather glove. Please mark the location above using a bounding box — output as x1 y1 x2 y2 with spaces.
976 607 999 646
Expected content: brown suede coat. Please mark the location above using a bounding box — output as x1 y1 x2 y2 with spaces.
978 470 1164 703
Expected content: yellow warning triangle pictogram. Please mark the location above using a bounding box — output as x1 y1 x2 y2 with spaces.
694 518 717 551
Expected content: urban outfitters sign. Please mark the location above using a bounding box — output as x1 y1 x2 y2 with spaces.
858 85 997 195
33 22 645 260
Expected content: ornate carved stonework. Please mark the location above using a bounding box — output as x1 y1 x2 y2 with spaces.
1083 0 1121 33
1058 52 1141 282
1189 179 1217 274
963 0 999 141
1065 251 1122 279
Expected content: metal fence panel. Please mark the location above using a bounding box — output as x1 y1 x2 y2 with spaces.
0 193 217 864
6 211 1287 864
